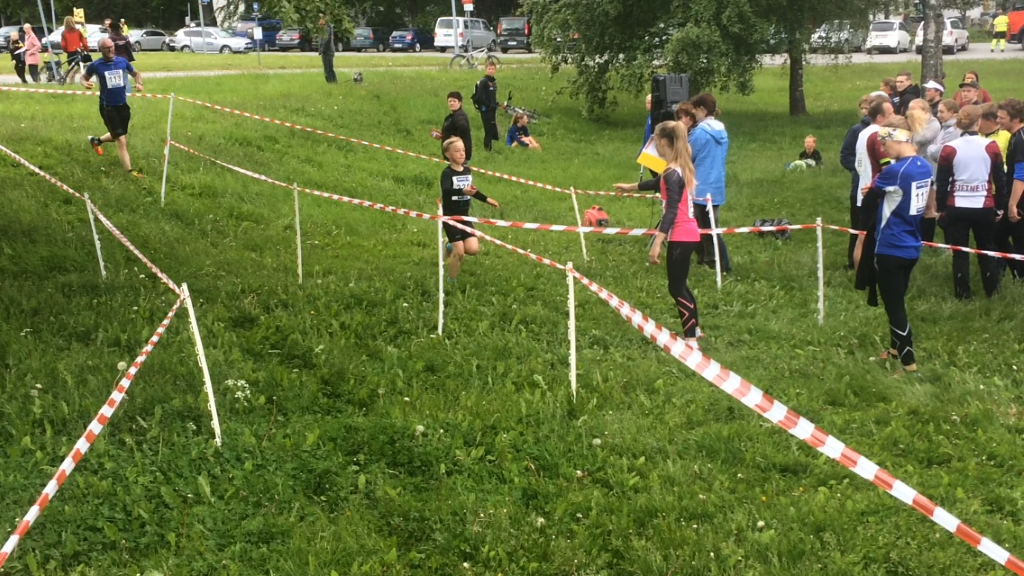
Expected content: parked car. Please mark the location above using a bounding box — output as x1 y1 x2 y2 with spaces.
866 19 911 53
168 27 253 53
235 19 282 50
350 26 391 52
130 29 170 52
433 17 496 52
497 15 530 53
388 28 433 52
914 18 969 54
276 28 314 51
809 20 866 53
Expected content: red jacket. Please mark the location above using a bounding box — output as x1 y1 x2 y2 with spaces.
61 28 88 53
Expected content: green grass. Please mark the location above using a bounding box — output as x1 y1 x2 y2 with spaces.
2 61 1024 576
39 51 542 73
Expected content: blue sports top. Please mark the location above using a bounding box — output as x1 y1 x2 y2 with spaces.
85 56 135 106
871 155 932 260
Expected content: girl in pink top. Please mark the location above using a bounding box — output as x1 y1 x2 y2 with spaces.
615 121 702 344
22 23 41 82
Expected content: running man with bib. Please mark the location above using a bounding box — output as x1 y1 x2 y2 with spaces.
81 37 144 177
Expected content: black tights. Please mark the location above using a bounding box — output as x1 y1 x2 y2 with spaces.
666 241 700 338
874 254 917 367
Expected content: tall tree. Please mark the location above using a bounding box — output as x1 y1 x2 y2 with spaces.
920 0 944 85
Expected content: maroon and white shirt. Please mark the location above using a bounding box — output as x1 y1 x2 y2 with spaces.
936 134 1006 210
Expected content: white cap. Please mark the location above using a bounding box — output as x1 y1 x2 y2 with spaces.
923 80 944 93
869 91 889 98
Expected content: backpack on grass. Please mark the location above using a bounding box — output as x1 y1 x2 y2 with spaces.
752 218 791 241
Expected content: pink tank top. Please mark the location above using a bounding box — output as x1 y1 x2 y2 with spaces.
660 167 700 243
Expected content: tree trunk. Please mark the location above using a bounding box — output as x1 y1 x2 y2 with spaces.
921 0 944 84
788 43 807 116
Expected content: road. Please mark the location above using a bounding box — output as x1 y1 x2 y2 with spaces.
1 45 1020 85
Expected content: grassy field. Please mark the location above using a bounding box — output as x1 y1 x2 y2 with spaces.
2 60 1024 576
40 50 542 73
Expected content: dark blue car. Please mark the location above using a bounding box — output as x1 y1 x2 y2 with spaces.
388 28 433 52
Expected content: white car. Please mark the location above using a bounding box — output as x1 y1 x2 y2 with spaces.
867 19 911 53
914 18 969 54
46 24 107 53
433 17 496 52
168 27 253 53
130 29 170 52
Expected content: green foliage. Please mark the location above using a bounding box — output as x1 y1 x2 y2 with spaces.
2 61 1024 575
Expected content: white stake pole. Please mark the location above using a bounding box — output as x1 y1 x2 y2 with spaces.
160 93 176 207
293 184 303 284
84 193 106 281
181 282 223 447
437 203 445 336
706 195 722 290
816 217 824 326
567 262 578 403
569 187 588 262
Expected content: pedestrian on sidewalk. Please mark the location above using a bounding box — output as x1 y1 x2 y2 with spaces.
318 16 337 84
22 23 41 82
8 30 27 83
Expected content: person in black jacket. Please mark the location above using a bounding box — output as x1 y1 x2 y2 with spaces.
474 59 499 151
440 91 472 164
895 71 921 116
839 94 878 270
318 16 337 84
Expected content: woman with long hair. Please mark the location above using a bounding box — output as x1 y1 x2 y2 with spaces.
907 98 942 241
60 15 90 83
935 105 1007 300
614 121 702 345
861 116 933 373
22 23 40 82
8 30 27 83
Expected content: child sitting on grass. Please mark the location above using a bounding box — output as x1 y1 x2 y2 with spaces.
506 112 541 150
440 136 500 282
786 135 823 170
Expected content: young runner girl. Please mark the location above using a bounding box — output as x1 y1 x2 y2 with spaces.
440 137 499 281
614 121 701 345
861 116 932 373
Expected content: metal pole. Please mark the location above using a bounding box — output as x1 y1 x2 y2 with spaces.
198 0 205 52
182 283 224 447
816 217 824 326
35 0 59 81
450 0 459 55
160 93 175 207
706 195 722 290
84 193 107 281
293 184 303 284
566 262 577 403
437 202 445 335
255 12 261 67
569 187 588 262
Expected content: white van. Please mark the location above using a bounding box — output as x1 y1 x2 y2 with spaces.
434 17 496 52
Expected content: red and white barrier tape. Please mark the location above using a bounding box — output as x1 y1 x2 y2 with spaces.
565 267 1024 575
0 143 182 296
924 241 1024 262
824 224 866 236
0 85 170 99
0 297 183 570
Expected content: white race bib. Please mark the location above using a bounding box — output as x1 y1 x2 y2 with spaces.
104 69 125 89
909 179 929 215
452 175 472 190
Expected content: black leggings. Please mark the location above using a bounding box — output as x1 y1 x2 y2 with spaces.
28 64 39 82
666 241 700 338
481 109 499 151
874 254 918 367
14 61 27 83
941 206 1000 299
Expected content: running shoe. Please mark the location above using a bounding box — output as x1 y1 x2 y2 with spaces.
89 136 103 155
128 169 144 179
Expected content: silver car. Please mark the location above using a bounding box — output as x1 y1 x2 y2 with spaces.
168 27 252 53
809 21 866 53
129 29 170 51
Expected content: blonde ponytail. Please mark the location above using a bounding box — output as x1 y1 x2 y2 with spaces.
653 121 697 193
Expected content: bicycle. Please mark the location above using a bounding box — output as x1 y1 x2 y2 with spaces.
500 90 543 122
448 43 501 70
45 50 90 86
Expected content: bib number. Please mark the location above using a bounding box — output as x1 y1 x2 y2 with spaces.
452 175 472 190
909 179 929 215
104 69 125 89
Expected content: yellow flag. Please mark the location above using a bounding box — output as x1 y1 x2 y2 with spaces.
637 136 666 174
73 8 85 24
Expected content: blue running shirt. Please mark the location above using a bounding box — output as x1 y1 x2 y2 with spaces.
85 56 135 106
874 156 932 260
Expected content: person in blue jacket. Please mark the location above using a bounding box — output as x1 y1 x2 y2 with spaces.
861 116 931 374
505 112 541 149
689 93 731 272
840 95 880 270
639 93 657 177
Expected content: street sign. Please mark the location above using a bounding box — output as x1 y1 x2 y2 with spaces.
252 2 259 12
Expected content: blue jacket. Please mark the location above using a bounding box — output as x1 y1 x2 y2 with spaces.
690 118 729 206
639 114 652 156
841 116 871 200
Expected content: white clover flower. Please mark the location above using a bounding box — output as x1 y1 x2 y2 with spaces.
591 438 601 447
415 425 425 436
575 470 584 478
535 517 546 527
118 361 128 371
757 520 766 530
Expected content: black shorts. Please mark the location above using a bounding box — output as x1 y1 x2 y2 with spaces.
443 220 475 243
993 31 1007 40
99 103 131 138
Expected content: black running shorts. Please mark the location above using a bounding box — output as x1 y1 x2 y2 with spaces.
99 103 131 138
443 220 475 243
